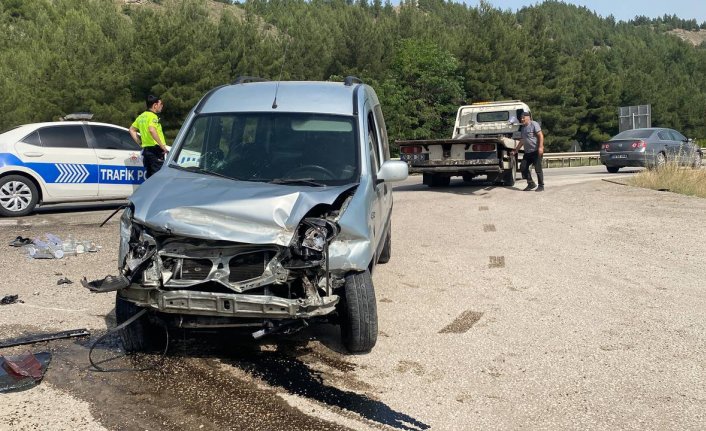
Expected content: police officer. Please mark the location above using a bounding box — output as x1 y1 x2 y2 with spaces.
130 95 168 179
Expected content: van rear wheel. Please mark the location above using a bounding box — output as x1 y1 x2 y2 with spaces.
338 270 378 353
377 226 391 264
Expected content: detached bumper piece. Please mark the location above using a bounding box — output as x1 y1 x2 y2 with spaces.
137 290 339 319
81 274 130 293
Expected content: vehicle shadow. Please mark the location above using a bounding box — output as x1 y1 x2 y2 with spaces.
89 314 429 431
34 201 126 215
393 177 511 195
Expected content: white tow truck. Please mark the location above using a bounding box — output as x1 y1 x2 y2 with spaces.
397 100 531 187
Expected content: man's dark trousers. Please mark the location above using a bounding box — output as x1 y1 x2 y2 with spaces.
142 146 165 179
521 151 544 187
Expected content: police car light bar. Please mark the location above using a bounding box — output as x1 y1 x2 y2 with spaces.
61 112 94 121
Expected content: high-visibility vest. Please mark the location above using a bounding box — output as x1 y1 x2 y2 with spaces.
131 111 165 148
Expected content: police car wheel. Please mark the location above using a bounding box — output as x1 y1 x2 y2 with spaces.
0 175 39 217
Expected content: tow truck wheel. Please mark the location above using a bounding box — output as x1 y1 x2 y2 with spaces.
338 270 378 353
429 174 450 187
115 294 163 353
0 175 39 217
502 155 517 187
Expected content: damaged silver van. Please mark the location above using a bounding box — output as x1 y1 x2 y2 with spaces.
90 76 408 353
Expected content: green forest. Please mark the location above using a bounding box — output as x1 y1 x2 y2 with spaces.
1 0 705 152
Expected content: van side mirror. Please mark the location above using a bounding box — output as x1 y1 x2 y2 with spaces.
377 160 408 183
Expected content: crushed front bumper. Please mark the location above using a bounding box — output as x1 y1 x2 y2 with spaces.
121 288 339 319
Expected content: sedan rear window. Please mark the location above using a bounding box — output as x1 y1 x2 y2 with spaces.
612 130 654 139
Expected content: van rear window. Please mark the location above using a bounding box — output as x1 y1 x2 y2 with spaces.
477 111 509 122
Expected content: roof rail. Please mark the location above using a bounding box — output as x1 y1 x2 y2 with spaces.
344 76 363 86
232 76 269 85
61 112 94 121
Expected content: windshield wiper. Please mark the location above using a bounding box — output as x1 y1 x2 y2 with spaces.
169 163 233 180
269 178 326 187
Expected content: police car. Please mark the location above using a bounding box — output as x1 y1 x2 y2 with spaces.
0 114 147 216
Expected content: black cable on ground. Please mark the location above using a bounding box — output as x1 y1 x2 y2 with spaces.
88 309 170 372
99 205 126 228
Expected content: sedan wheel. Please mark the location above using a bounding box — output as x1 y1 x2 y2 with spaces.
0 175 39 217
655 152 666 170
606 166 620 173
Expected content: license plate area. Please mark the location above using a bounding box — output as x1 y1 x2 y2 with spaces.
611 154 628 159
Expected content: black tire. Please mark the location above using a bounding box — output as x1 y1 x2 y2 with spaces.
0 175 39 217
655 152 666 169
606 166 620 173
429 175 450 187
377 225 391 264
115 293 162 353
502 154 517 186
338 270 378 353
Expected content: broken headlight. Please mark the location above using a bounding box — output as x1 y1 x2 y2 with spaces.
293 218 339 260
118 206 133 270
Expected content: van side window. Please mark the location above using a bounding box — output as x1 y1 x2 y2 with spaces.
373 105 390 161
367 112 381 172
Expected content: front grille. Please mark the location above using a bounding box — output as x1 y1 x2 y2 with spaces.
229 251 274 283
181 258 213 280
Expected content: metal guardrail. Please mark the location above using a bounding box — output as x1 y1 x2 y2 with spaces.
393 152 603 168
542 151 600 168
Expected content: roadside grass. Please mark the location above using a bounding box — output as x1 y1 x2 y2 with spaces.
628 162 706 198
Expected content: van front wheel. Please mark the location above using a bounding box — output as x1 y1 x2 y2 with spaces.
115 294 164 353
338 270 378 353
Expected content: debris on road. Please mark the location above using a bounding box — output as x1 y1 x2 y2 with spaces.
0 329 90 348
11 233 102 260
8 236 32 247
57 277 73 286
81 274 129 293
0 295 21 305
0 351 52 393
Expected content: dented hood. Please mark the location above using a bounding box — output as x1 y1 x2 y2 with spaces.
130 169 357 245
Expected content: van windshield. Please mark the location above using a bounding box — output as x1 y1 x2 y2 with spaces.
172 113 359 186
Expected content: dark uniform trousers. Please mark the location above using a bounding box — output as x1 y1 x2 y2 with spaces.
142 146 165 179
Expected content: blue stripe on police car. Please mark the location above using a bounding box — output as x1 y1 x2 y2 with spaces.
0 152 146 185
55 164 89 183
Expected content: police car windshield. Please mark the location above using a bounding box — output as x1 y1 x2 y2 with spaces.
172 113 359 185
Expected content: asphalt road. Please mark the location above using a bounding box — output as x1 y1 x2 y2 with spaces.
1 165 704 431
